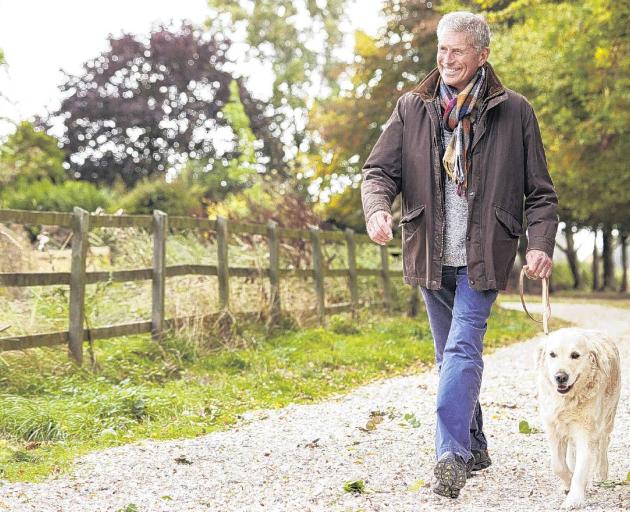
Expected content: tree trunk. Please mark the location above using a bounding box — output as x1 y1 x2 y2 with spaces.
592 229 600 292
601 224 615 291
620 232 628 293
564 224 582 289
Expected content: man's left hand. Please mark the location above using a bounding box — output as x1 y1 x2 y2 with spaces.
525 249 553 279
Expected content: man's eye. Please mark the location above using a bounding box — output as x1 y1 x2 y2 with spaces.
570 352 580 359
549 352 556 358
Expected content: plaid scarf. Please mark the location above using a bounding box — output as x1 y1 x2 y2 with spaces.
439 65 486 195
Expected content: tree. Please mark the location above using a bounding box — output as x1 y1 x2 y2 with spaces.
486 0 630 285
0 122 110 213
180 80 262 203
206 0 349 191
307 0 440 229
0 121 66 187
0 49 10 124
555 224 583 289
620 232 628 293
48 23 274 189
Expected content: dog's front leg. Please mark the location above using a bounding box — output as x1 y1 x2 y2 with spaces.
562 433 594 509
594 433 609 482
549 435 571 493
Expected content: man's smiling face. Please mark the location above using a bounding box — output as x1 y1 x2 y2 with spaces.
436 30 489 92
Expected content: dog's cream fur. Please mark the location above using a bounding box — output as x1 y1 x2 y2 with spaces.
535 327 621 509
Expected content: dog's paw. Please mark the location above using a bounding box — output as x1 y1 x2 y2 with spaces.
562 492 586 509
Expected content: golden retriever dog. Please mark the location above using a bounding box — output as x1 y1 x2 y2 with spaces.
535 327 621 509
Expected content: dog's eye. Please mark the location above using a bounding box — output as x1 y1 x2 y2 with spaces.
570 352 580 359
549 352 556 358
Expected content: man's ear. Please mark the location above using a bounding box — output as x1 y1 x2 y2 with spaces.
479 47 490 67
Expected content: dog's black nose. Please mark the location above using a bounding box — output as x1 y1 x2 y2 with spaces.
555 372 569 385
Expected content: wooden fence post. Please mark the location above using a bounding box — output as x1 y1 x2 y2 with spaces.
267 220 281 323
309 227 325 326
216 216 230 310
380 244 392 310
345 228 359 320
152 210 168 342
68 207 89 364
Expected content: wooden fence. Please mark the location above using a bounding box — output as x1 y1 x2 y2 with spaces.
0 207 408 364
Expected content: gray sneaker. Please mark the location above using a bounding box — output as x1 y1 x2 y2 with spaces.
432 452 468 499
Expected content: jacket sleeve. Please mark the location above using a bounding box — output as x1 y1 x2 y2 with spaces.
522 101 559 258
360 94 405 225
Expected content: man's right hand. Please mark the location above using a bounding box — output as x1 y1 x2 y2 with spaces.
367 210 393 245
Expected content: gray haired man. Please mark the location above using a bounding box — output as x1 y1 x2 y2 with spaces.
361 11 558 498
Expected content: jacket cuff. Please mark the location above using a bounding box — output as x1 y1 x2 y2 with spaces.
526 237 555 258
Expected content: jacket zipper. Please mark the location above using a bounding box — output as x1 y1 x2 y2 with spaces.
431 101 446 260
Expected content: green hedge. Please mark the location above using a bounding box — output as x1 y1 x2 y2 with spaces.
1 179 112 212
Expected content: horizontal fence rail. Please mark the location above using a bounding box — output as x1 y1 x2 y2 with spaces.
0 207 404 363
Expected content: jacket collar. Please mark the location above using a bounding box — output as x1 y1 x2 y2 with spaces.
412 61 505 102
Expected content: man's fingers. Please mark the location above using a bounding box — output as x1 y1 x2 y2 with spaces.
375 215 392 238
533 260 552 279
368 212 392 245
534 263 547 278
525 250 553 279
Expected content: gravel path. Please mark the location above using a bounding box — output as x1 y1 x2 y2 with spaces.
0 302 628 511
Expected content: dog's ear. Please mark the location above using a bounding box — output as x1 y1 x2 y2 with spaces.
588 340 610 379
534 340 545 370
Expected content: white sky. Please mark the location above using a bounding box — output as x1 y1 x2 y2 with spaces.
0 0 385 137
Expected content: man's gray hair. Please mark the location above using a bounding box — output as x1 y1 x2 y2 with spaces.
437 12 491 52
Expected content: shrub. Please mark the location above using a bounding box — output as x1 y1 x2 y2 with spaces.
207 182 327 269
116 178 203 216
89 387 156 430
0 179 111 212
328 314 360 335
0 396 66 442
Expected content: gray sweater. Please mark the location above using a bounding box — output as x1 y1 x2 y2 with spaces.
441 129 468 267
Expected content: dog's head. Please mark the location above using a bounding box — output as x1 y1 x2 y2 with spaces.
535 328 599 396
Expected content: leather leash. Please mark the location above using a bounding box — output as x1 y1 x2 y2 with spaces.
519 266 551 335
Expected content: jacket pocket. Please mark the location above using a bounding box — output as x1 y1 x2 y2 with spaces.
494 205 523 239
401 205 426 279
399 205 426 227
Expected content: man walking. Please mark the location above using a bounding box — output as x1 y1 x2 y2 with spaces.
361 11 558 499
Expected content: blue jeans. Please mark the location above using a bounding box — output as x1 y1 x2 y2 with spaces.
420 266 498 463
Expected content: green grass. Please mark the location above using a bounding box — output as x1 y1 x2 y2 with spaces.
0 304 558 483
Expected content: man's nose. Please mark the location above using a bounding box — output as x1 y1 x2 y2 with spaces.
555 371 569 385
